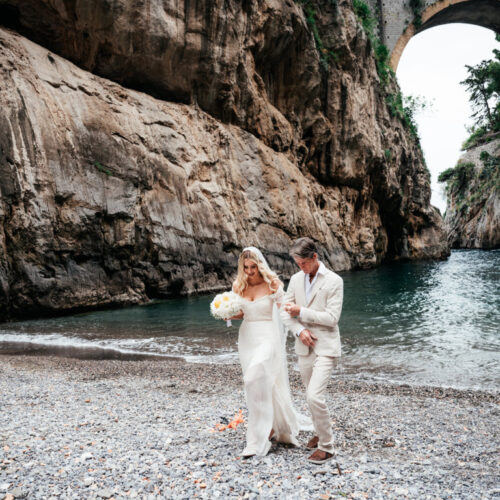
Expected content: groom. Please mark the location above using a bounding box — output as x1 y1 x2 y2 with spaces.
282 237 343 464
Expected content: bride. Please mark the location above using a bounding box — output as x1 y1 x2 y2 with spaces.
230 247 310 457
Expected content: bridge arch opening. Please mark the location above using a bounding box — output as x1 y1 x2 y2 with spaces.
396 24 498 212
390 0 500 70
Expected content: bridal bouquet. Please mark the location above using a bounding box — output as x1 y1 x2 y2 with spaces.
210 291 242 327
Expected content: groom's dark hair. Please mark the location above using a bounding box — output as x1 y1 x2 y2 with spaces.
289 237 317 259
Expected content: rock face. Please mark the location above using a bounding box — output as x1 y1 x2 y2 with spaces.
0 0 448 320
441 139 500 249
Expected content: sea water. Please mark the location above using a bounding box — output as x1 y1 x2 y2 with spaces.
1 250 498 391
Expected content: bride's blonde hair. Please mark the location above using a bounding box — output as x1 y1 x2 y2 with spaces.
233 249 283 296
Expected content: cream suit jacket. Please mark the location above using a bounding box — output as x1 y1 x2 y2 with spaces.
282 268 343 357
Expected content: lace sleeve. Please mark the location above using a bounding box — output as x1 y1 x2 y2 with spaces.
272 287 285 305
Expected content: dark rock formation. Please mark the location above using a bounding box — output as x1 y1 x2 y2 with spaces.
0 0 448 320
440 139 500 249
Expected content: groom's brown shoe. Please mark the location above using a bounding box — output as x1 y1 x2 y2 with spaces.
306 436 319 449
307 449 333 464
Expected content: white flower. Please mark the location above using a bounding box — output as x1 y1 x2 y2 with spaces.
210 291 242 320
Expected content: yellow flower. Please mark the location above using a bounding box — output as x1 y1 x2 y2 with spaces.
214 301 221 309
223 295 230 302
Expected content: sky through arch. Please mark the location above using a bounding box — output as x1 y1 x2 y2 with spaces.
396 24 498 213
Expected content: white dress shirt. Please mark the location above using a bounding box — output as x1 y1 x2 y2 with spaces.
304 261 327 303
295 261 327 337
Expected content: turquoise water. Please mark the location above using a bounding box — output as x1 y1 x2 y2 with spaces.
1 250 498 390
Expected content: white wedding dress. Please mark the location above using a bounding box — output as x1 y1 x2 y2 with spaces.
238 288 311 456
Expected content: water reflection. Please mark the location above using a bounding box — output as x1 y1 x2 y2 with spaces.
1 250 499 390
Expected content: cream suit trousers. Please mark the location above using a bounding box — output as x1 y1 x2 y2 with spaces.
298 351 338 454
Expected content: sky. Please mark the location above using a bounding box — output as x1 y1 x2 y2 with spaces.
396 24 498 213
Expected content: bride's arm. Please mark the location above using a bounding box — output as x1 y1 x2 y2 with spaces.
280 276 305 336
227 311 244 320
270 278 284 294
270 279 285 308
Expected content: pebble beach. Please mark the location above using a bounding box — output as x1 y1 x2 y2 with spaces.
1 354 498 499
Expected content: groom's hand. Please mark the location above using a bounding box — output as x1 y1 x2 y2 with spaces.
299 329 317 347
284 303 301 317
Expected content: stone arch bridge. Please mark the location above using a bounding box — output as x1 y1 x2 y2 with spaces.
365 0 500 69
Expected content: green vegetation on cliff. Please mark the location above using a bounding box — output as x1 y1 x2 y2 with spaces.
352 0 393 87
461 35 500 150
409 0 424 29
351 0 422 143
438 34 500 249
438 35 500 247
294 0 424 144
438 151 500 216
295 0 339 69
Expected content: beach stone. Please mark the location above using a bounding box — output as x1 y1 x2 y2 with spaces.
97 488 113 498
10 488 28 499
0 356 498 499
312 469 327 476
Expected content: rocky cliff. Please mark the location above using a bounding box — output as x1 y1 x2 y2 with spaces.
0 0 448 320
440 138 500 249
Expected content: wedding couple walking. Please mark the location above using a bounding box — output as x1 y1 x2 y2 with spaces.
229 237 343 464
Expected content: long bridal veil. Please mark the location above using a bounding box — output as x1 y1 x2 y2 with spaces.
271 297 313 439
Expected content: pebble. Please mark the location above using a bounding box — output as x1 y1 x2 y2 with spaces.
0 355 497 499
9 488 28 499
96 488 113 498
312 469 327 476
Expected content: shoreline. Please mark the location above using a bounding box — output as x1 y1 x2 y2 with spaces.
1 355 498 499
1 345 498 399
1 352 498 402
